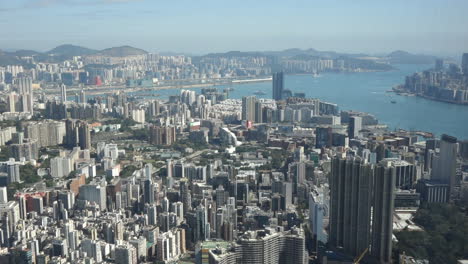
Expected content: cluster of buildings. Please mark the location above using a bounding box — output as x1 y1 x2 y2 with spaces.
397 53 468 104
0 47 467 264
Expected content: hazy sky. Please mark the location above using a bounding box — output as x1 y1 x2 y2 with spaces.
1 0 467 56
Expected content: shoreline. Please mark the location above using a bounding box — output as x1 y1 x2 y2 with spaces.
392 87 468 106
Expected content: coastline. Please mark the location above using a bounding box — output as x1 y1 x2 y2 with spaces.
392 86 468 106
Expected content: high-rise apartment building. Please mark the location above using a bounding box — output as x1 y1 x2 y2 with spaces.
115 244 138 264
16 77 33 114
241 96 256 122
149 125 176 146
348 116 362 139
330 157 373 257
371 161 396 263
462 53 468 75
272 71 284 101
79 184 107 210
419 134 458 202
330 157 396 262
61 84 67 103
65 119 79 148
78 121 91 150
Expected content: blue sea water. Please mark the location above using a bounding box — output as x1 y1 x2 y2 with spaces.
137 64 468 140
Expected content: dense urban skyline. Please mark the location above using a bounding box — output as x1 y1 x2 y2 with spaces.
1 0 468 56
0 2 467 264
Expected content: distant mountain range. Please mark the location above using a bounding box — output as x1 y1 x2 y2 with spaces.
0 44 148 66
0 44 439 67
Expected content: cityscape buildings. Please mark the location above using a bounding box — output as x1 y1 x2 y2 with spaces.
0 20 466 264
272 71 284 101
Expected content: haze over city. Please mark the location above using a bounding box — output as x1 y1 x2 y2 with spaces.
1 0 468 56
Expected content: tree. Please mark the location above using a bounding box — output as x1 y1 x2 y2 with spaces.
394 203 468 263
120 165 137 178
20 164 40 184
0 146 11 162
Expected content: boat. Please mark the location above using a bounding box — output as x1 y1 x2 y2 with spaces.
312 70 320 78
254 90 266 95
391 100 397 104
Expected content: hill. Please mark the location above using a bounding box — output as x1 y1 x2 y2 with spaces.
0 50 26 67
12 50 42 57
96 46 148 57
387 50 437 64
47 44 97 57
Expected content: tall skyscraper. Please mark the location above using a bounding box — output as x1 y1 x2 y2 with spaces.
80 89 86 104
143 179 155 204
61 84 67 103
309 190 327 246
330 157 396 262
149 125 176 145
16 77 33 114
115 244 137 264
78 121 91 150
254 100 263 123
272 71 284 101
462 53 468 75
241 96 256 122
435 59 444 71
17 76 32 94
7 93 17 113
65 119 79 148
431 134 457 200
329 157 373 257
371 161 396 263
348 116 362 139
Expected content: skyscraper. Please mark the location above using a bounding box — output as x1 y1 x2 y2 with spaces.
80 89 86 104
462 53 468 75
16 77 33 114
371 161 396 263
115 244 137 264
254 100 263 123
143 179 155 204
78 121 91 150
272 71 284 101
329 157 373 257
149 125 176 145
61 84 67 103
241 96 256 122
431 134 457 200
330 157 396 262
65 119 79 148
348 116 362 139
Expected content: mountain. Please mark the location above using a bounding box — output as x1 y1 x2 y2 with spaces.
387 50 437 64
96 46 148 57
0 50 26 67
47 44 97 57
12 49 42 57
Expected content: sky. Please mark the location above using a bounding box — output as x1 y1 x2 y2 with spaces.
0 0 467 56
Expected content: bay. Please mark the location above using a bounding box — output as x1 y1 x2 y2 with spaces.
139 64 468 140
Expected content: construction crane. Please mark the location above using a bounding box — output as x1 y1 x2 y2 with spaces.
354 248 369 264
